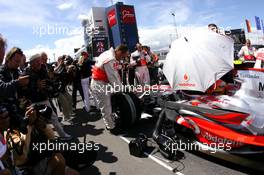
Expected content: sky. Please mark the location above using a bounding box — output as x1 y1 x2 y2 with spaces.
0 0 263 61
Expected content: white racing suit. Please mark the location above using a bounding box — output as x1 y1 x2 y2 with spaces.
131 50 150 85
91 48 122 129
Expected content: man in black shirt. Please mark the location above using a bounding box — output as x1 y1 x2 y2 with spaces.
79 51 95 112
70 60 84 111
23 54 70 137
0 47 29 101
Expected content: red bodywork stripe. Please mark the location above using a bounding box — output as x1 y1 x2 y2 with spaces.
189 117 264 146
204 113 249 125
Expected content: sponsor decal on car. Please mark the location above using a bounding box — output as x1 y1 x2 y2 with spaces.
201 131 244 147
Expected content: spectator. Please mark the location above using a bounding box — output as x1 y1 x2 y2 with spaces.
18 54 27 73
40 52 48 65
0 34 7 65
0 106 11 175
79 51 94 112
70 60 84 112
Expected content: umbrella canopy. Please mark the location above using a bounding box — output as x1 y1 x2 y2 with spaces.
163 29 234 92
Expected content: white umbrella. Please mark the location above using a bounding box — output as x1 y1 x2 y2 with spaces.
163 29 234 92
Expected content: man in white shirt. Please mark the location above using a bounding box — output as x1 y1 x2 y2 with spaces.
238 39 256 61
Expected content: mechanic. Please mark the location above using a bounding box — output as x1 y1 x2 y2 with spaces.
238 39 256 61
143 46 159 85
131 43 151 86
208 23 219 33
91 44 129 134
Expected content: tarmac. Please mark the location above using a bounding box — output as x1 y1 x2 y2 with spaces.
60 96 258 175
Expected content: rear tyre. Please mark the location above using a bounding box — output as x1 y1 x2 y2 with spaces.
111 93 137 128
126 92 142 122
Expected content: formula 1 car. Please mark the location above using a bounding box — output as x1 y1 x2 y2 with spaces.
151 31 264 171
112 30 264 171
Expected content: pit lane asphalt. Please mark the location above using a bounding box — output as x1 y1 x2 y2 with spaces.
61 98 256 175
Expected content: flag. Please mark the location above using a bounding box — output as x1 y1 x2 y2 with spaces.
255 16 262 30
246 19 252 33
262 19 264 34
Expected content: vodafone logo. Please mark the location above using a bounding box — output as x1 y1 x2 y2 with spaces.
178 73 196 87
183 73 189 82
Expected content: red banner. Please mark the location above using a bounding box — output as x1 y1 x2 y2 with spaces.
245 19 252 33
107 9 117 28
121 6 136 24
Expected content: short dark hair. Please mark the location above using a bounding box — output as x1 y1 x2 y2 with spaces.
208 23 218 29
115 44 129 54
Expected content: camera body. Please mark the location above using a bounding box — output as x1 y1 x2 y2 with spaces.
129 134 148 157
2 100 29 134
33 104 52 121
45 79 62 98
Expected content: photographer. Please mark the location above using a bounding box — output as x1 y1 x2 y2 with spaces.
70 60 84 112
23 54 70 137
0 34 6 65
79 51 94 112
0 106 11 175
4 105 78 175
0 47 29 101
53 55 73 121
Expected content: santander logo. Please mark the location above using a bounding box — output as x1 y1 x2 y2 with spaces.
122 10 135 20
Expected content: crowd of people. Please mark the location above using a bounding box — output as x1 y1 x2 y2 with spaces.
0 34 86 175
1 23 262 175
0 32 161 174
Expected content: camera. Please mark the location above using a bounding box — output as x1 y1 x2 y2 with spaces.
45 79 62 98
2 100 29 134
129 133 148 157
33 104 52 121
